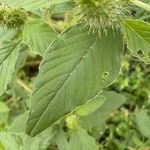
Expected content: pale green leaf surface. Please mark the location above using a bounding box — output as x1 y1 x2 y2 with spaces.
22 136 41 150
123 19 150 63
0 28 19 96
0 132 22 150
0 101 9 113
0 101 10 123
23 126 57 150
0 0 69 10
0 42 20 96
8 111 29 133
0 28 18 44
75 94 106 116
55 129 69 150
79 91 126 128
26 25 123 136
0 28 18 64
135 110 150 138
8 114 57 149
69 127 98 150
49 1 74 15
23 19 58 56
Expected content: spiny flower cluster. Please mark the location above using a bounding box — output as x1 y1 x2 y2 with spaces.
0 6 28 28
74 0 129 33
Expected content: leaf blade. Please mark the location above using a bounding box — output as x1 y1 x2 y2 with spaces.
23 19 58 56
69 127 98 150
123 19 150 63
26 25 123 136
0 41 20 96
78 91 126 128
0 0 70 10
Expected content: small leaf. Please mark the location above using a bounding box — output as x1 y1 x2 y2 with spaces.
38 126 57 150
123 19 150 63
0 101 10 123
55 128 69 150
23 19 57 56
0 132 22 150
75 94 106 116
79 91 126 128
26 25 123 136
49 1 74 15
0 28 18 44
23 136 40 150
0 41 19 64
135 109 150 138
0 143 5 150
69 127 98 150
23 126 57 150
0 41 20 96
0 28 20 96
0 28 19 64
0 101 9 113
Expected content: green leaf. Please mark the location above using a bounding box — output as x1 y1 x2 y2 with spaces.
23 126 57 150
0 0 70 10
0 41 19 64
0 28 18 64
75 94 106 116
69 127 98 150
55 128 69 150
14 44 28 71
135 109 150 138
23 136 40 150
0 101 10 123
23 19 58 56
0 143 5 150
26 25 123 136
8 111 28 133
0 101 9 113
37 126 57 150
0 132 22 150
123 19 150 63
0 28 18 44
49 1 74 15
0 28 20 96
79 91 126 128
0 41 20 96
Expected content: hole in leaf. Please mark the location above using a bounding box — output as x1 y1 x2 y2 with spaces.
136 50 144 58
102 71 109 78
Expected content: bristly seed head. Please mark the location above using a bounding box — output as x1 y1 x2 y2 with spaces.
74 0 129 34
0 6 28 29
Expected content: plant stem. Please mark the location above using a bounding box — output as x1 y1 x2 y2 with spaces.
16 78 32 93
130 0 150 12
